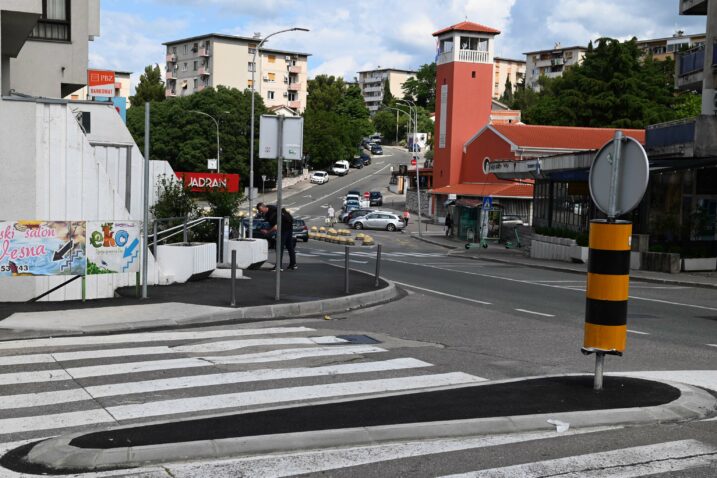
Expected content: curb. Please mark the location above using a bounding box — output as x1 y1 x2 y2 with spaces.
21 374 717 473
0 278 400 337
411 234 717 290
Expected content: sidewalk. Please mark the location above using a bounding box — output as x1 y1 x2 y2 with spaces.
410 223 717 290
0 263 397 337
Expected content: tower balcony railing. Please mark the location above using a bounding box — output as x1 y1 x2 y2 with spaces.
438 49 490 65
436 51 453 65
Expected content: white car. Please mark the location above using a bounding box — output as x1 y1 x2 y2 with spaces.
343 194 369 208
310 171 329 184
332 160 350 176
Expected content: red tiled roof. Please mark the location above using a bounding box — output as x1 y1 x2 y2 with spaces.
431 182 533 198
491 124 645 150
433 21 501 37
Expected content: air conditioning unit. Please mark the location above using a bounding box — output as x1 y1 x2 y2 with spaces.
284 76 288 83
263 75 269 81
283 92 288 97
285 55 291 61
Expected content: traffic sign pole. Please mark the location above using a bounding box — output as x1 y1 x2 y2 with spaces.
585 131 648 391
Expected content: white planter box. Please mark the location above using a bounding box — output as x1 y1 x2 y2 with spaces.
569 245 589 263
681 257 717 272
156 243 217 284
227 239 268 269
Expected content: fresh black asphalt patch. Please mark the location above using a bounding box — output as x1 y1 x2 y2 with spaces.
0 376 681 474
76 376 677 448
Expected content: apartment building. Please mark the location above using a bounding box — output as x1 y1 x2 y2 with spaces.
523 44 587 91
637 32 706 61
493 57 525 98
6 0 100 97
357 68 416 113
163 34 310 112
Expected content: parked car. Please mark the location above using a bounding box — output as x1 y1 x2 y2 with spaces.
351 157 364 169
339 202 361 222
344 208 375 224
332 160 350 176
501 214 527 226
369 191 383 207
370 144 383 155
360 152 371 165
369 134 382 144
292 218 309 242
310 171 329 184
344 193 369 208
349 212 405 231
347 190 361 197
241 217 275 248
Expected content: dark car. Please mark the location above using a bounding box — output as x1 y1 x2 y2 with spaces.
347 190 361 197
370 144 383 155
360 152 371 166
292 218 309 242
369 191 383 207
242 217 275 248
339 202 361 222
344 208 374 224
351 157 364 169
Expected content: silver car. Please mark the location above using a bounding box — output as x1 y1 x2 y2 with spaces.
349 212 405 231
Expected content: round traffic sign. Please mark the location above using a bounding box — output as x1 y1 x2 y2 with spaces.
589 135 649 217
411 158 417 166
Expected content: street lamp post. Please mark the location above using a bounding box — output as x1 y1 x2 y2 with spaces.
248 27 309 238
397 99 422 238
189 110 221 173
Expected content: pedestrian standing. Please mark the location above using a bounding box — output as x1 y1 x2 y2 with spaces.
445 213 453 237
403 209 410 227
327 205 335 226
257 202 297 271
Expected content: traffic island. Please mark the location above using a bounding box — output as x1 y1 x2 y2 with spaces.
4 375 715 474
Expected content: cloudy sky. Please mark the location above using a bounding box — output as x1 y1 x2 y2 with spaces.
92 0 705 82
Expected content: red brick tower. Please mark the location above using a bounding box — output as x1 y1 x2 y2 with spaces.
432 22 500 189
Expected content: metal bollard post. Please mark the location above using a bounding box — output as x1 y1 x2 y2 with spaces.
594 352 605 390
344 246 350 294
230 250 237 307
374 244 382 288
153 221 158 258
183 217 188 243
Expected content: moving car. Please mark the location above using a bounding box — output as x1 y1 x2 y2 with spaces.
349 212 405 231
344 208 375 224
310 171 329 184
339 202 361 222
369 191 383 206
292 218 309 242
501 214 528 226
370 144 383 155
344 193 369 208
332 160 350 176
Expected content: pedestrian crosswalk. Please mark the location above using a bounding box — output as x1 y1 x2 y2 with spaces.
1 326 716 477
298 249 446 259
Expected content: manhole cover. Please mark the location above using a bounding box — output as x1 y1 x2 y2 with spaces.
336 335 381 344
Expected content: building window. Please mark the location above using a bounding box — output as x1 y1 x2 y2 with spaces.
172 46 177 54
193 79 198 89
248 79 253 88
248 62 255 72
193 61 198 71
192 42 199 52
184 44 188 54
288 92 297 101
268 55 276 63
267 91 275 100
30 0 71 42
182 62 188 72
268 72 276 82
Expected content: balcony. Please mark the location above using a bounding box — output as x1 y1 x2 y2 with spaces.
288 83 300 91
457 49 490 63
436 51 453 65
199 47 210 57
677 45 705 90
647 116 717 158
289 100 302 109
289 65 302 74
166 53 176 63
166 89 176 97
198 67 210 76
680 0 708 15
166 70 174 79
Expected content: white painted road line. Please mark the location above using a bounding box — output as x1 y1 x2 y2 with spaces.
329 259 369 264
440 439 717 478
0 359 435 409
627 329 650 335
514 308 555 317
611 370 717 393
0 327 316 351
0 409 116 435
0 369 72 386
204 345 387 364
393 281 491 305
107 372 483 420
65 357 215 379
708 344 717 348
172 336 347 353
87 358 435 399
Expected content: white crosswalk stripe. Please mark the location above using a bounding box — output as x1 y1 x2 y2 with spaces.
301 249 446 259
0 325 488 472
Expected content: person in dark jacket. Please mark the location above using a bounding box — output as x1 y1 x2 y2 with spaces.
257 202 297 270
445 213 453 237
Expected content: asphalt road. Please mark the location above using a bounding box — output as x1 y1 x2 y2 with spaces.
0 146 715 476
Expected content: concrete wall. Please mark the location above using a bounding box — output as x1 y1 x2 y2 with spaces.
212 38 247 91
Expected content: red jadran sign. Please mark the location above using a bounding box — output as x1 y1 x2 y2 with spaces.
175 172 240 193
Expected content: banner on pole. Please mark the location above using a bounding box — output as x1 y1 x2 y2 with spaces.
86 221 142 275
0 221 87 277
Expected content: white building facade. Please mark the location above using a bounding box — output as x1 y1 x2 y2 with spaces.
524 44 587 91
357 68 416 113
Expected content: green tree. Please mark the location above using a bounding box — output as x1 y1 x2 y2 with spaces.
303 75 371 169
129 64 166 106
521 38 681 128
382 79 394 106
500 78 513 104
402 63 437 111
127 85 268 185
372 109 398 142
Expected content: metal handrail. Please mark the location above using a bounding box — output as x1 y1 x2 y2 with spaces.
150 216 228 263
